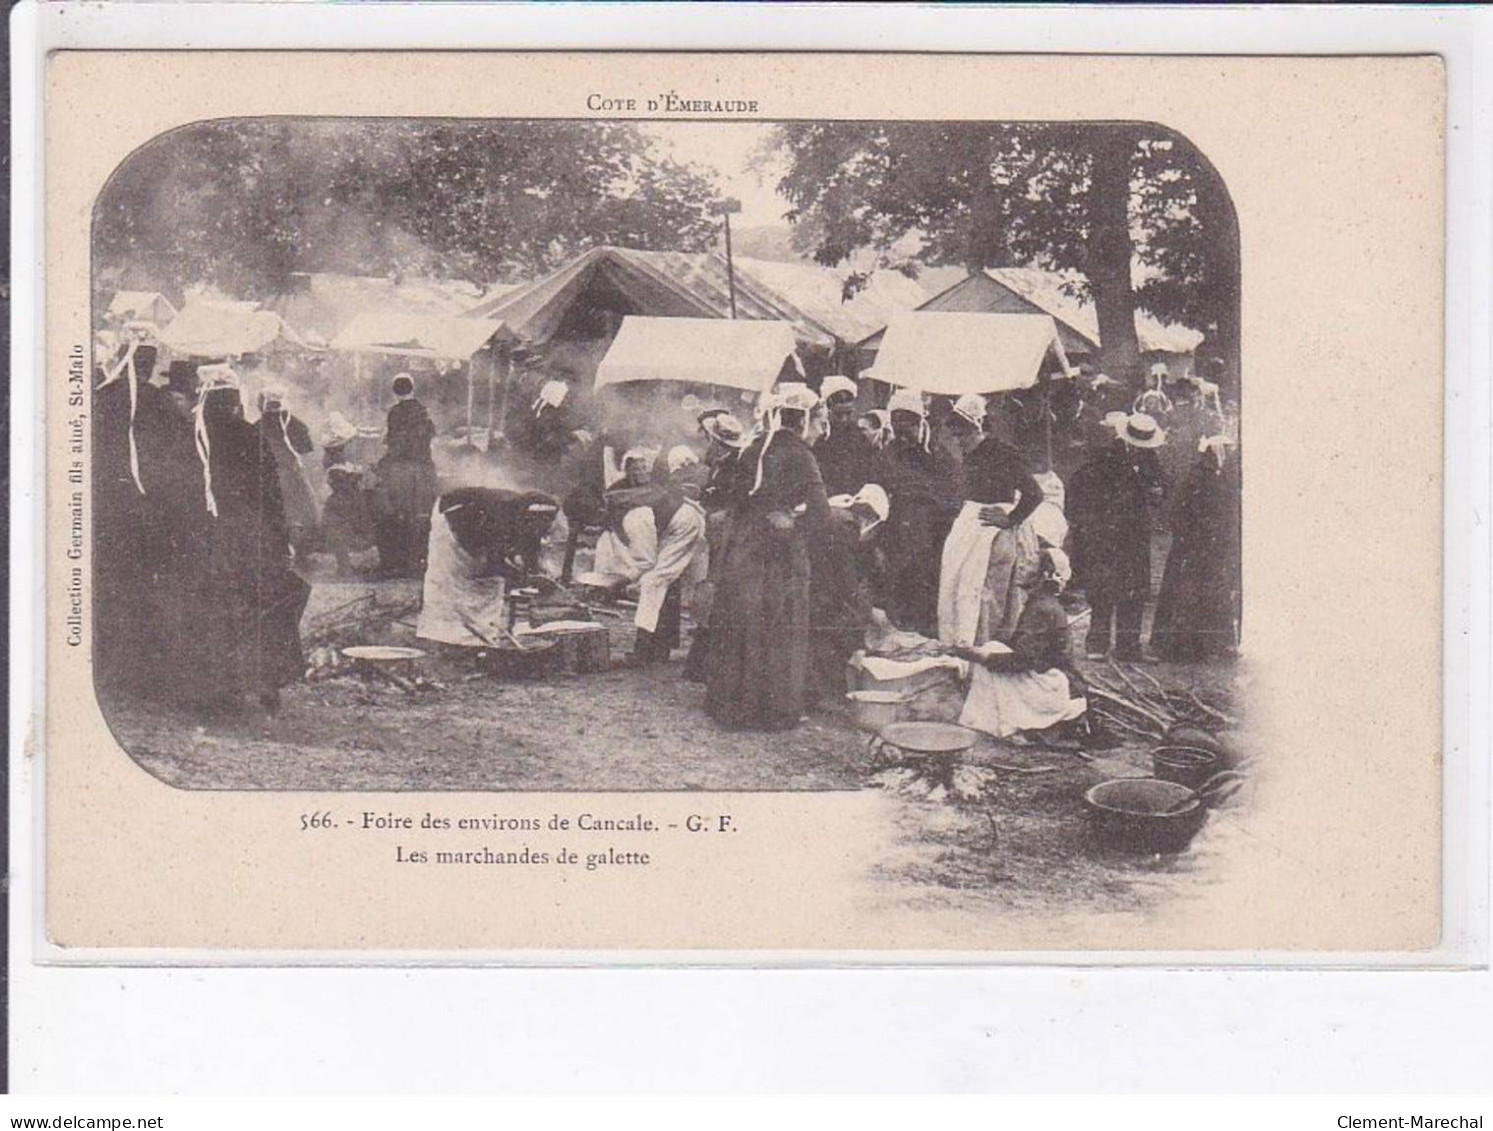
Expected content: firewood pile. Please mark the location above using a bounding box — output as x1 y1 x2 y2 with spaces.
303 592 419 649
1084 660 1236 741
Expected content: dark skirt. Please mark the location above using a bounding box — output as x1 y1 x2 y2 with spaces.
374 458 440 576
156 523 311 707
883 505 948 636
1150 536 1238 659
705 512 811 730
322 479 377 556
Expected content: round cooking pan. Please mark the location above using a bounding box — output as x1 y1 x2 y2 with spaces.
1151 744 1224 791
1084 778 1209 854
878 721 978 755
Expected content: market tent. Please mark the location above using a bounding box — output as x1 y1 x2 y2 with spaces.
106 290 178 328
594 316 803 395
156 303 310 358
863 312 1071 396
858 268 1203 359
266 272 488 346
330 312 517 361
466 246 840 351
730 257 929 345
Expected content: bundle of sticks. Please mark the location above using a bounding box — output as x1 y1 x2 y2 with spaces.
1084 660 1235 740
304 592 420 648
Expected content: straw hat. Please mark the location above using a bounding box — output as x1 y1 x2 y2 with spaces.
1106 411 1167 449
700 411 746 447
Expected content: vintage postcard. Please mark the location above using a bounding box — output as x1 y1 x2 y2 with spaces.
37 49 1447 955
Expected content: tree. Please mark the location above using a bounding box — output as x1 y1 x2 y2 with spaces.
770 121 1239 390
93 119 726 302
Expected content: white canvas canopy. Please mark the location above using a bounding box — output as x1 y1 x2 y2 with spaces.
330 312 515 361
593 316 803 394
156 303 309 359
863 311 1072 396
107 290 178 328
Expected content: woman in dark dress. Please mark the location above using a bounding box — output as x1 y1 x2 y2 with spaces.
706 384 841 731
373 372 441 578
256 385 320 560
158 366 310 714
1150 435 1241 660
682 411 748 684
879 388 950 635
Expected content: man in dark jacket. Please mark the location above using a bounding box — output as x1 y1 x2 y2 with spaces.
1067 412 1167 661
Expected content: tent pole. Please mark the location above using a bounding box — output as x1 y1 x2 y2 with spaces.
466 360 475 437
494 351 514 439
1043 376 1054 470
485 350 496 436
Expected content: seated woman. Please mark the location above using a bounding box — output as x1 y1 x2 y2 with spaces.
954 547 1088 743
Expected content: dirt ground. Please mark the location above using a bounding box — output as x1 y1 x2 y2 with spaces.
101 566 1251 918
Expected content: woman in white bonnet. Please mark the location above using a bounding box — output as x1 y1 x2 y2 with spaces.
707 383 846 729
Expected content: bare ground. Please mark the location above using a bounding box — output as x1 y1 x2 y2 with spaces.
102 572 1252 918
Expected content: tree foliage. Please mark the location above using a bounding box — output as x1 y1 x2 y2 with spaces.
769 122 1239 381
94 119 726 301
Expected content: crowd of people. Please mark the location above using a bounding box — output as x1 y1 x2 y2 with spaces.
539 363 1239 740
92 327 1240 744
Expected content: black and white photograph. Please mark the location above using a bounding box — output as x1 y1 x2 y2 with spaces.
87 114 1248 919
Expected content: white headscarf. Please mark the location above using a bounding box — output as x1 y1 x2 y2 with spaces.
1040 546 1073 591
860 408 893 449
1198 433 1236 469
820 374 858 402
666 444 700 474
886 387 930 450
532 379 569 415
750 383 820 495
192 364 242 518
321 411 360 448
95 332 150 494
951 393 988 428
621 446 659 471
850 483 891 524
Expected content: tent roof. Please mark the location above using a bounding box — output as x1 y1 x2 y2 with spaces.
977 268 1202 355
731 257 929 344
594 316 802 395
156 304 309 358
467 246 925 350
859 268 1204 356
106 290 178 325
862 312 1070 396
266 273 485 341
330 311 515 360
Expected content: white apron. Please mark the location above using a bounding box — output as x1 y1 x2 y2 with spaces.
937 501 1039 647
634 501 706 634
592 507 658 582
959 666 1087 739
415 506 508 647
